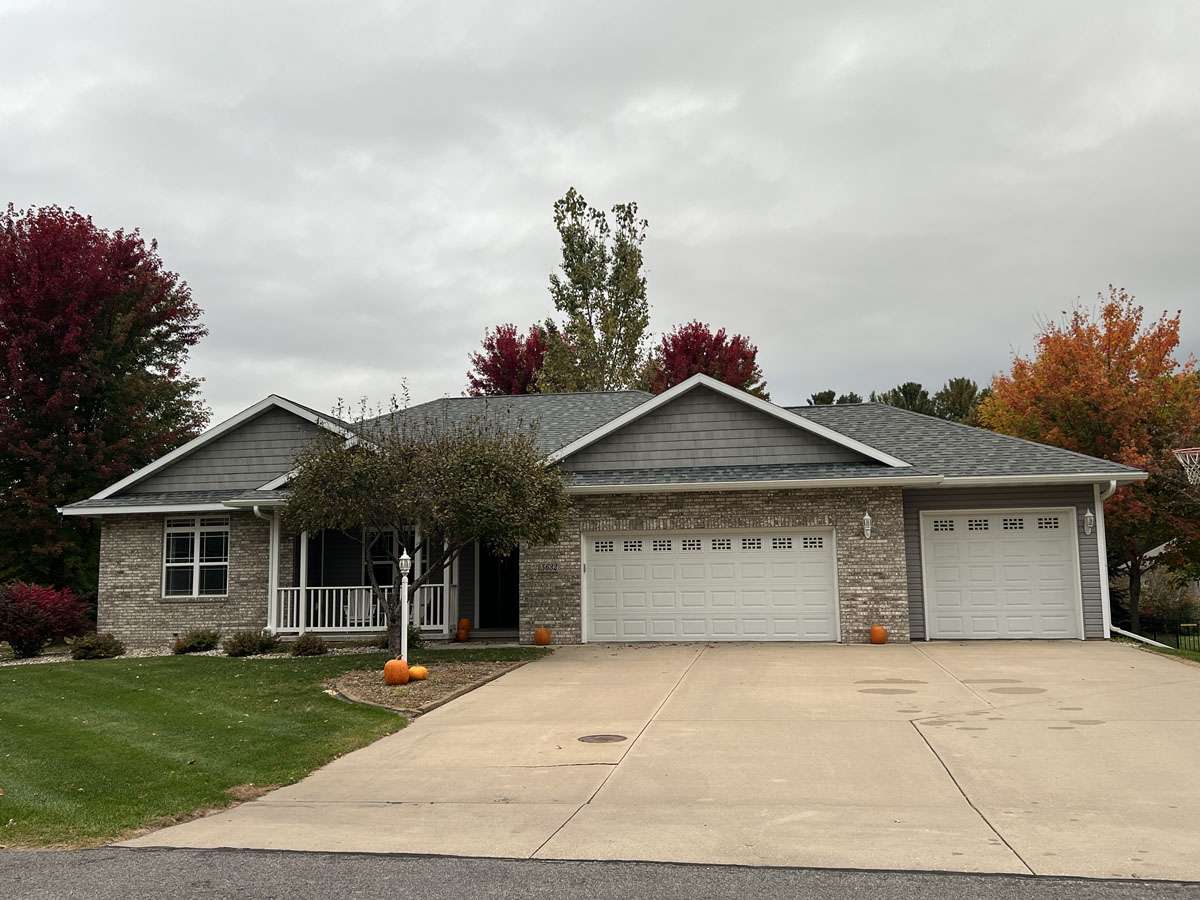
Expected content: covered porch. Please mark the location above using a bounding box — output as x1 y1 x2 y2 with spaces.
261 514 519 639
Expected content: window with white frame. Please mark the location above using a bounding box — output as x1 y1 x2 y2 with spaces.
163 516 229 597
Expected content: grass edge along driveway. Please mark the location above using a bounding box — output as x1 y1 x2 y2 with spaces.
0 647 547 848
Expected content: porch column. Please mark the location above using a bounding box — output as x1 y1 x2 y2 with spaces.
298 530 309 633
266 510 280 632
443 537 452 636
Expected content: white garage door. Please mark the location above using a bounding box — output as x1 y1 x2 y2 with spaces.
921 509 1083 639
584 531 838 641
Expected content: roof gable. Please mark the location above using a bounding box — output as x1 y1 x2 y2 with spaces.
90 396 352 500
550 375 910 469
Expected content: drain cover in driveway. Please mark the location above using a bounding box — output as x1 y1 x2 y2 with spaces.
578 734 627 743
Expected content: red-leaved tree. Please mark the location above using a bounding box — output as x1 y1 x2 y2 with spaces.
0 205 210 591
466 323 547 395
978 288 1200 632
641 321 768 398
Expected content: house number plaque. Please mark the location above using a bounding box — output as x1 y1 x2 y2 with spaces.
536 562 559 574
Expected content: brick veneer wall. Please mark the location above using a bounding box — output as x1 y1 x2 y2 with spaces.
519 486 909 644
97 512 276 649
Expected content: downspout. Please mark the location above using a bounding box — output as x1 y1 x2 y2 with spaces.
1094 481 1117 639
253 506 279 634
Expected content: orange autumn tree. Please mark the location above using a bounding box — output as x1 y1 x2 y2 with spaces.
978 287 1200 633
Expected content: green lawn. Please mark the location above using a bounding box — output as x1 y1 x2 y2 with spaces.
0 645 546 847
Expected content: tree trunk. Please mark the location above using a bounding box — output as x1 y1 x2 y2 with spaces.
1127 557 1142 635
386 619 405 657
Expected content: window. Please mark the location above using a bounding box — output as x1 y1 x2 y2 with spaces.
1002 517 1024 531
711 537 732 551
593 539 614 553
681 538 702 551
652 539 672 552
802 536 824 550
623 539 643 553
771 536 793 550
1037 516 1060 530
932 519 955 532
364 528 397 586
968 518 989 532
741 537 763 551
163 516 229 597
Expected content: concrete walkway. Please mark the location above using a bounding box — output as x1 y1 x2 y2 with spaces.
123 642 1200 880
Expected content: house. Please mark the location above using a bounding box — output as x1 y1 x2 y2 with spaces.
60 374 1146 648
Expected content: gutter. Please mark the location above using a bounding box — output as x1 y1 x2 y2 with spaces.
1111 625 1171 649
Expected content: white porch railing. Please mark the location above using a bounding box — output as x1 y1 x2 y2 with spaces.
273 584 447 635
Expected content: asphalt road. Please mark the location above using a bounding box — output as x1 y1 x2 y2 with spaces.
2 849 1197 899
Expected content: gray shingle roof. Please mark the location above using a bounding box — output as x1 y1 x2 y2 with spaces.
567 462 928 488
788 403 1141 478
360 391 652 456
62 490 246 511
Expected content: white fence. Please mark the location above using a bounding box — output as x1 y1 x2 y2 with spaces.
273 584 447 634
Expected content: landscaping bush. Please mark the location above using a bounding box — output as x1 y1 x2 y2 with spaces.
374 623 424 652
290 633 328 656
173 628 221 654
0 582 90 658
69 632 126 660
222 630 281 657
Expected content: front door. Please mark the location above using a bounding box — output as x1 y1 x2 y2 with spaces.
478 545 519 629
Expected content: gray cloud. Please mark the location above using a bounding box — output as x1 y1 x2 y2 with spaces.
2 0 1197 420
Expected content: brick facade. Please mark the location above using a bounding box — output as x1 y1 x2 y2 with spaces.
97 512 278 649
519 486 909 644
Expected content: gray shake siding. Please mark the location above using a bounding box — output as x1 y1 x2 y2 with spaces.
130 407 322 493
561 386 872 473
902 485 1104 639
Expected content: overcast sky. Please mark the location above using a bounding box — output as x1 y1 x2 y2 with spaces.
3 1 1198 422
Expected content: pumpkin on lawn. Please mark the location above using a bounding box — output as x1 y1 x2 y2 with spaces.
408 665 429 681
383 658 410 685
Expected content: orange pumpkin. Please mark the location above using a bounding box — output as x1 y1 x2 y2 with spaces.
455 627 469 642
532 626 552 646
408 664 429 681
869 624 888 645
383 658 410 685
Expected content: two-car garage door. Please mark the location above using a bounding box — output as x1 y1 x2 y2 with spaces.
920 509 1084 639
584 531 837 641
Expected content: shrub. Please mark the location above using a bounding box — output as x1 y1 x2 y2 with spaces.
173 628 221 654
0 582 90 658
222 630 280 657
70 632 126 660
290 633 328 656
375 624 425 652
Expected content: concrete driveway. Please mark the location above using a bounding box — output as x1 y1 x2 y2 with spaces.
124 642 1200 880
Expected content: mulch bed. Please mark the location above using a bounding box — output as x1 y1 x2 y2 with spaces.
327 660 526 715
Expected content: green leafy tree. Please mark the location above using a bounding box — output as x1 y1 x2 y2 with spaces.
933 377 990 423
808 390 862 405
871 382 937 415
284 405 569 654
538 188 650 392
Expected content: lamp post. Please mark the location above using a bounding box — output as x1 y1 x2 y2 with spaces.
398 549 412 661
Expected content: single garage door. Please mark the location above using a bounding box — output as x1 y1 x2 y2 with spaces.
584 530 838 641
920 509 1083 639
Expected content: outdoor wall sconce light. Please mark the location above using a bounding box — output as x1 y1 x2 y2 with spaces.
863 511 873 538
1083 509 1095 536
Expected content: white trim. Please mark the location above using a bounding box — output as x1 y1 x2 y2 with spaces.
61 502 234 516
567 475 943 494
88 395 353 501
547 374 911 468
918 507 1086 641
1094 482 1113 639
938 472 1146 488
222 497 287 509
579 532 588 644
